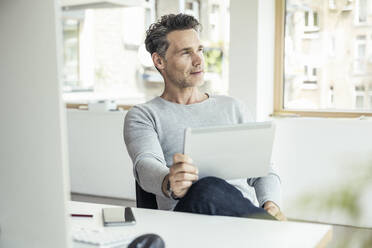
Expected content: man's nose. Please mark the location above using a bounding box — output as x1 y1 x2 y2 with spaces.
192 52 203 67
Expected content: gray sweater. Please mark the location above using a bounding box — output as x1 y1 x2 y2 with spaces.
124 95 281 210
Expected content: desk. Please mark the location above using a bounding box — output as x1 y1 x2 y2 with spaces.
69 201 332 248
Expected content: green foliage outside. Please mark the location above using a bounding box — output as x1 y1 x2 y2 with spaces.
204 48 223 74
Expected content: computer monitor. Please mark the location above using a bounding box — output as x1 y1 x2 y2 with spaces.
0 1 72 247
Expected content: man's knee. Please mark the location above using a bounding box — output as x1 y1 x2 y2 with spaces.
190 176 225 190
186 176 229 202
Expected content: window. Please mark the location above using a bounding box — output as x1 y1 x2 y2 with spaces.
62 0 231 107
355 0 369 24
329 0 336 10
354 35 367 74
184 0 200 21
329 35 336 57
343 0 354 11
304 11 318 28
303 65 318 89
275 0 372 117
62 6 151 104
62 18 81 91
354 85 365 109
303 10 320 38
328 85 334 107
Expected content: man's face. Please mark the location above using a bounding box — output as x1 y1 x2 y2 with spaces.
161 29 204 88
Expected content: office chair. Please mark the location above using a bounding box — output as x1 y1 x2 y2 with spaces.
135 181 158 209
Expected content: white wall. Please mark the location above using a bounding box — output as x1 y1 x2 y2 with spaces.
273 117 372 227
0 1 71 247
229 0 275 121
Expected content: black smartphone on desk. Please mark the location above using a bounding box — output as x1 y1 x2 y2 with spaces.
102 207 136 226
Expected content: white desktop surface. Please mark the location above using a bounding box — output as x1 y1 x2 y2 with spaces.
69 201 332 248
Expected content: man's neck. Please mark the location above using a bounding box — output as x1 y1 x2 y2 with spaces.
160 86 208 105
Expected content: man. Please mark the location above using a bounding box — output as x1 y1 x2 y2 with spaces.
124 13 285 221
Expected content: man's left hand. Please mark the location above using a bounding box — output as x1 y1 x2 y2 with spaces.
263 201 287 221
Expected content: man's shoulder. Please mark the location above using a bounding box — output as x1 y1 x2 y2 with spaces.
128 97 162 113
125 97 161 122
211 95 253 122
212 94 241 106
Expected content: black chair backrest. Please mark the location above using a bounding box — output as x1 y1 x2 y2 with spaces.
135 181 158 209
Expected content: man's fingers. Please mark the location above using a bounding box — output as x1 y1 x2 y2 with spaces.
266 206 279 217
173 172 198 182
170 162 198 175
173 153 193 164
173 180 192 189
265 207 287 221
275 211 287 221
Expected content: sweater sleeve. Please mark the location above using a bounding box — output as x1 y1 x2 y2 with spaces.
247 164 282 208
123 106 169 197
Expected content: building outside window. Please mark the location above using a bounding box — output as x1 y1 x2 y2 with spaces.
355 0 369 24
278 0 372 114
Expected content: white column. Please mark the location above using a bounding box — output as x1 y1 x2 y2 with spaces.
0 1 71 247
229 0 276 121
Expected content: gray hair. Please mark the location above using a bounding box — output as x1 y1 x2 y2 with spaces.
145 13 201 58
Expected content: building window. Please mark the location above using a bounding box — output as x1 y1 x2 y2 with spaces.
328 85 334 107
304 11 318 27
355 0 369 24
303 65 318 89
354 35 367 74
303 10 320 37
184 0 200 20
275 0 372 116
329 0 336 10
355 85 365 109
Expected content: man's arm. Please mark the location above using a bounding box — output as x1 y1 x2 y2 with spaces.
124 106 169 197
124 107 198 200
247 164 283 214
250 171 286 221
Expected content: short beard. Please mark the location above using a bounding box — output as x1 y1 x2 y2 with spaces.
171 77 204 89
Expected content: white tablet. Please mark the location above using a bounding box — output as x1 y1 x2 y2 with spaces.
183 122 275 180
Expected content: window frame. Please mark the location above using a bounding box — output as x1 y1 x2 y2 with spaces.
274 0 372 118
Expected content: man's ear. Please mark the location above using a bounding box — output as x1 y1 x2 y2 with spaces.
152 52 165 71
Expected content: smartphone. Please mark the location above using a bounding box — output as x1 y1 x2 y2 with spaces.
102 207 136 226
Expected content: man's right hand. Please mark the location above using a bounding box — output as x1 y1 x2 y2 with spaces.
164 153 199 199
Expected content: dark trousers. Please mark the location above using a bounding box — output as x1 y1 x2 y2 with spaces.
174 177 276 220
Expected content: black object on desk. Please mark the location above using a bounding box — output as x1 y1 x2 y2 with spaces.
128 234 165 248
